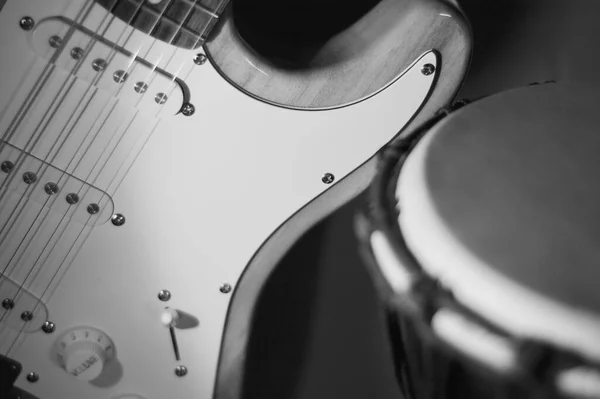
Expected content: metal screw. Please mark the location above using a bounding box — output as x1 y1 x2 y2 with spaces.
155 93 168 105
158 290 171 301
87 203 100 215
111 213 126 226
219 283 232 294
66 193 79 205
92 58 107 72
134 82 148 94
26 372 39 383
175 365 188 377
44 182 59 195
193 53 207 65
48 35 62 49
321 173 335 184
19 17 35 31
21 311 33 321
2 298 15 309
42 321 55 334
1 161 14 173
421 63 435 76
113 70 128 83
22 172 37 185
181 103 195 116
70 47 84 60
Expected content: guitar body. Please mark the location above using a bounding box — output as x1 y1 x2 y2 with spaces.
0 0 470 398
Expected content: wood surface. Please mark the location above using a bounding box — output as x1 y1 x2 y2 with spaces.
212 1 471 397
205 0 471 109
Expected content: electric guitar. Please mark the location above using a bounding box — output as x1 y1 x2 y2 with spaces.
0 0 470 398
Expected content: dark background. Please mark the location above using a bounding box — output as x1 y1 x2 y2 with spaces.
243 1 600 398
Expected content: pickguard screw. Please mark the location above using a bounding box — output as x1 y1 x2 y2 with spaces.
66 193 79 205
22 172 37 185
111 213 126 226
193 53 207 65
2 298 14 309
134 82 148 94
155 93 168 104
21 311 33 322
175 365 188 377
48 35 62 49
219 284 232 294
1 161 14 173
181 103 195 116
158 290 171 301
44 182 59 195
26 372 39 383
92 58 107 72
19 17 35 31
42 321 55 334
421 63 435 76
87 203 100 215
70 47 84 60
321 173 335 184
113 70 129 83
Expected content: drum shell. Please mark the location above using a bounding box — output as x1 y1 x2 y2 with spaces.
355 101 598 399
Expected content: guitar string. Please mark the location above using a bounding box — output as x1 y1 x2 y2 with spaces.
107 0 234 199
6 0 231 357
0 0 134 308
2 0 207 355
0 0 135 344
0 0 95 147
0 1 157 344
0 0 119 232
0 0 103 298
0 3 169 356
0 0 182 290
0 0 174 346
3 0 203 355
0 2 141 260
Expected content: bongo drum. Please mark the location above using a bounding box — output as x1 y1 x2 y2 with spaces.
357 83 600 399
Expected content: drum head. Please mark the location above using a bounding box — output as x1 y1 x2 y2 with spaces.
397 82 600 361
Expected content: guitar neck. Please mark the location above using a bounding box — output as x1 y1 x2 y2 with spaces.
95 0 230 48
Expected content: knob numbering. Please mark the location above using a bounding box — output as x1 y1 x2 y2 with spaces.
54 327 115 381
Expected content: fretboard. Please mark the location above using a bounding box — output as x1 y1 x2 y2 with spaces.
96 0 230 49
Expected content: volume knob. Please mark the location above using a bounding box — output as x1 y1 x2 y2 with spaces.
55 327 115 381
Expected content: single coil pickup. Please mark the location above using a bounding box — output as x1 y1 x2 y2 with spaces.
0 274 48 334
0 141 114 227
31 16 187 115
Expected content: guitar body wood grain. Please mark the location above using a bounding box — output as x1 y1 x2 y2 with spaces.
206 0 471 109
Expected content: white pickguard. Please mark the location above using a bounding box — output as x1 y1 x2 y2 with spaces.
0 1 436 398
